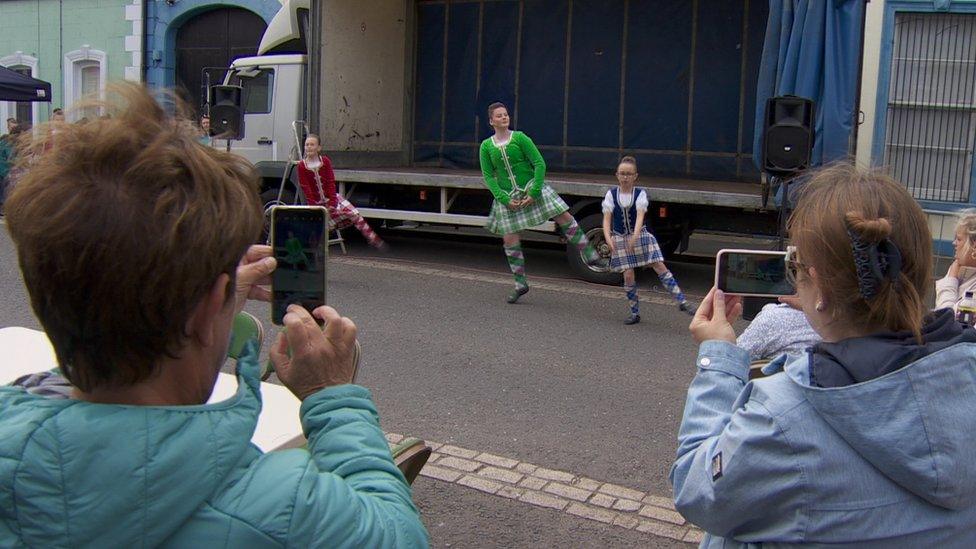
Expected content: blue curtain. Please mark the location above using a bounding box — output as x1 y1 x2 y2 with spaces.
753 0 866 169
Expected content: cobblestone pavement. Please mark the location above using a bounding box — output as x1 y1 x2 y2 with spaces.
386 432 703 545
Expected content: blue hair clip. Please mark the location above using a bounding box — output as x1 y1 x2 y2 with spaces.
847 228 902 300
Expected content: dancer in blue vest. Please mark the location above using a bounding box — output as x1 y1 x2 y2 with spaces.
602 156 694 324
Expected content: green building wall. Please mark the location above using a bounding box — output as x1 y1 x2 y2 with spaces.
0 0 134 125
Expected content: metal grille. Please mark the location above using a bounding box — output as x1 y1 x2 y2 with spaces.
884 12 976 203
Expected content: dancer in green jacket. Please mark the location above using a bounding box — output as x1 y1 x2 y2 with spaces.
479 102 601 303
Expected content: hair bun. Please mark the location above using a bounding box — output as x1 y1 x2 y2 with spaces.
845 212 892 243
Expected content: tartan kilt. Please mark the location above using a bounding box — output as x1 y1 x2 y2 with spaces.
329 195 363 229
485 185 569 235
608 229 663 272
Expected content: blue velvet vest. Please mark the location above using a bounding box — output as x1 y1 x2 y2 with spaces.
611 187 646 235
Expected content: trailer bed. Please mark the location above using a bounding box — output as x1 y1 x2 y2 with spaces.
333 167 766 209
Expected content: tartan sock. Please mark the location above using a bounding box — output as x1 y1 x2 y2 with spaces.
557 219 598 262
503 244 528 290
657 270 686 304
625 282 639 315
351 214 384 248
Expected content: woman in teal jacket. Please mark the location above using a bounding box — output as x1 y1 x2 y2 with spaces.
0 85 428 548
674 164 976 546
479 102 600 303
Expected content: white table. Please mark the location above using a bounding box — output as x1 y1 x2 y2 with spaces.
0 327 305 452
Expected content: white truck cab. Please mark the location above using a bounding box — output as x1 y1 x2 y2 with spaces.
224 54 305 168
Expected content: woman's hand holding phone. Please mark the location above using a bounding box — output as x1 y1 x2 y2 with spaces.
271 305 359 401
234 245 276 314
689 287 743 345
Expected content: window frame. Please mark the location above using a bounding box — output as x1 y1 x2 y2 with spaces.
64 46 108 120
0 52 40 132
872 0 976 211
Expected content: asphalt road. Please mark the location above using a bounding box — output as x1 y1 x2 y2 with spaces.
0 223 730 547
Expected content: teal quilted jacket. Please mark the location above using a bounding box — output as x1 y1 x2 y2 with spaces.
0 342 429 548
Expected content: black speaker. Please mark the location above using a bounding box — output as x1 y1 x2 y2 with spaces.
210 85 244 140
762 96 814 176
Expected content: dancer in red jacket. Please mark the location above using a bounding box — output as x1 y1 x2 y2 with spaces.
295 134 386 249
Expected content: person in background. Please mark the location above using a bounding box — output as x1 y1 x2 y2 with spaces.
296 133 387 249
51 108 65 124
0 121 16 209
1 84 428 547
672 164 976 546
0 122 25 210
935 209 976 314
198 114 211 145
602 155 695 324
735 298 820 362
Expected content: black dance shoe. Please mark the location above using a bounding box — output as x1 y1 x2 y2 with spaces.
507 286 530 304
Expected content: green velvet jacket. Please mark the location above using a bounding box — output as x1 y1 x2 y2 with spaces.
478 131 546 205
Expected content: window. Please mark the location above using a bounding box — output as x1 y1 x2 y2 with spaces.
0 52 40 132
11 66 33 125
883 13 976 203
64 46 107 119
229 69 275 114
75 62 101 120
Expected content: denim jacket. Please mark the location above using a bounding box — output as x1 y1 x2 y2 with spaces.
670 337 976 547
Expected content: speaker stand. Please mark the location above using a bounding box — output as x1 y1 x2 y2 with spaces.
225 139 232 153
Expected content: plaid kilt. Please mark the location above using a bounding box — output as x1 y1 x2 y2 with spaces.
485 185 569 235
608 229 663 272
329 195 364 229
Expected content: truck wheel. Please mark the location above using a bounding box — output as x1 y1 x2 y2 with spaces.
259 188 297 242
566 214 623 285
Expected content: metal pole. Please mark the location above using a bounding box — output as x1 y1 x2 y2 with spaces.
849 0 871 158
307 0 322 136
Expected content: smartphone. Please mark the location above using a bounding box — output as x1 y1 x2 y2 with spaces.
714 248 795 297
270 206 328 325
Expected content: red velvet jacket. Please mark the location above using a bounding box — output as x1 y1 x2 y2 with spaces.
296 155 338 209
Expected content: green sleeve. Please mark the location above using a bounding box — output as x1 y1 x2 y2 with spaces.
480 140 511 205
518 132 546 199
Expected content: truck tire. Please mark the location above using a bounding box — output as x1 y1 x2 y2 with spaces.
259 187 297 242
566 213 623 285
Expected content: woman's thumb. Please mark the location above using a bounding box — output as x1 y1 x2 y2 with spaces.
713 289 727 320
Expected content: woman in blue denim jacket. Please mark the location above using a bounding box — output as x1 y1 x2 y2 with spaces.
671 164 976 547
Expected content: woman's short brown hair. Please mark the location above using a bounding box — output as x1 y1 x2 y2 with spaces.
5 84 262 391
788 163 932 339
487 102 507 118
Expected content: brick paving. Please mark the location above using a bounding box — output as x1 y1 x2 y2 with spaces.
387 433 702 545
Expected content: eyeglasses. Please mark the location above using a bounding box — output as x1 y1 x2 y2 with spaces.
785 245 805 286
616 172 637 178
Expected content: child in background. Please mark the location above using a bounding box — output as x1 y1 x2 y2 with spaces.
736 301 820 362
602 156 694 324
936 209 976 314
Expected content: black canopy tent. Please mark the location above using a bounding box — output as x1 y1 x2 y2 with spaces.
0 65 51 102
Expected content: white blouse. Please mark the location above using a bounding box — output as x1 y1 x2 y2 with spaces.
602 188 648 214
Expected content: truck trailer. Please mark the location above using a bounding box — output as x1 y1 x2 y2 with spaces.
215 0 816 283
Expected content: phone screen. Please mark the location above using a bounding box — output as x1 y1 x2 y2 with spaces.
716 250 794 296
272 207 327 325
